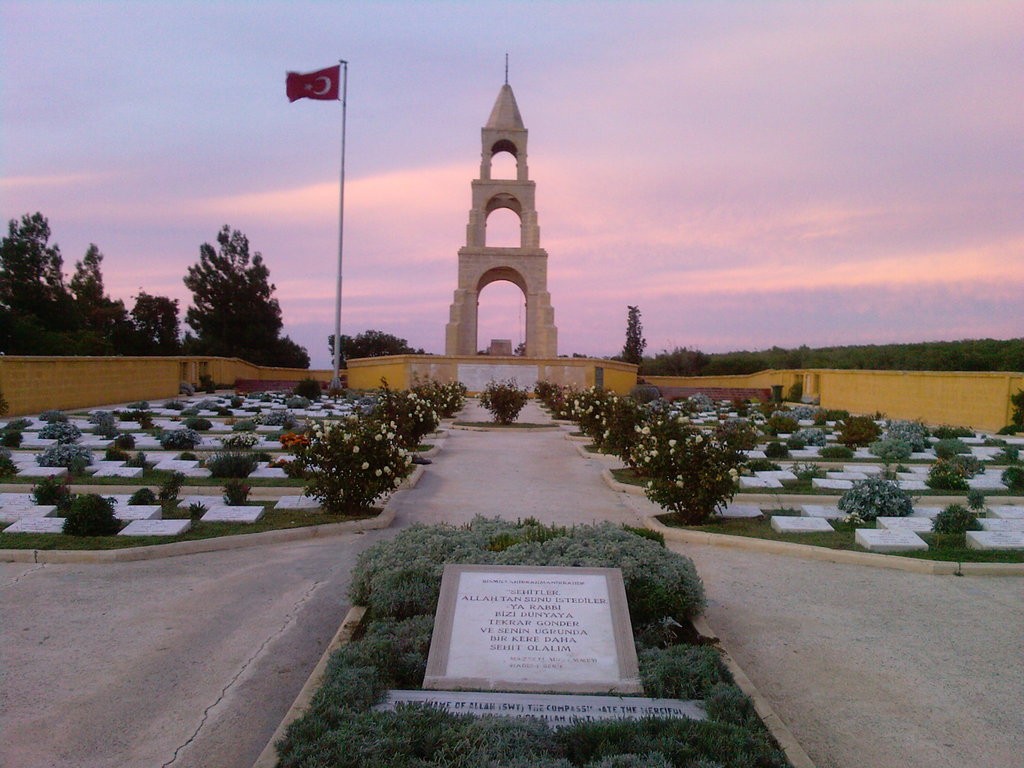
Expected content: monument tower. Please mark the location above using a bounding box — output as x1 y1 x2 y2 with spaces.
444 82 558 357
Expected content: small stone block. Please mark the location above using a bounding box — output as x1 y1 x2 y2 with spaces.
771 516 834 533
200 505 265 523
274 495 321 510
720 503 763 518
989 506 1024 519
855 528 928 552
876 516 934 532
978 518 1024 532
4 516 67 533
118 519 191 536
800 504 843 519
114 505 162 521
966 531 1024 550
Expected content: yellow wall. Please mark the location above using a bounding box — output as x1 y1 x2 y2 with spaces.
346 355 639 395
644 368 1022 432
0 356 332 416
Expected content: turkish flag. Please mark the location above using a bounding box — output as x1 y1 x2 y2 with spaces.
286 65 340 102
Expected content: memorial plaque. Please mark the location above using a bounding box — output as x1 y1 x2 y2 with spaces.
423 565 641 694
378 690 704 726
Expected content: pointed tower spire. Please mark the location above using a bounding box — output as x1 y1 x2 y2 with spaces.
485 83 525 130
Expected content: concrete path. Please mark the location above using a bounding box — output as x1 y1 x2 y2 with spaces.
2 398 1022 768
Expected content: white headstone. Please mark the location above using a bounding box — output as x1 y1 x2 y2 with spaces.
855 528 928 552
770 516 834 533
966 531 1024 550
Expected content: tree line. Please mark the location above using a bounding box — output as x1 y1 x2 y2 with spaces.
0 213 309 367
641 339 1024 376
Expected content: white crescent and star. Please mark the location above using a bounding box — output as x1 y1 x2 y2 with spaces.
309 76 332 95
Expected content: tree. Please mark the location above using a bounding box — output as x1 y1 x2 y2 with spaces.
130 292 181 354
621 305 646 366
326 329 425 361
0 213 78 352
69 244 133 353
183 225 309 367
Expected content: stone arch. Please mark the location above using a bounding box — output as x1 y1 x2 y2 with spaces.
478 266 527 293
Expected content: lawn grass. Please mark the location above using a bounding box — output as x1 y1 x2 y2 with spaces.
660 515 1024 563
0 505 379 550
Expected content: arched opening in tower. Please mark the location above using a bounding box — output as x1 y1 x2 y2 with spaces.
476 280 525 355
484 207 522 248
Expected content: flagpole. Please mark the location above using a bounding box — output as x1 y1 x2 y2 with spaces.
330 60 348 392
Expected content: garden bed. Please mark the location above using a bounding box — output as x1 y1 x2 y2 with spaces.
273 518 795 768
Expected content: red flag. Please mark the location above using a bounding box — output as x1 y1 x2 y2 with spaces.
286 65 340 102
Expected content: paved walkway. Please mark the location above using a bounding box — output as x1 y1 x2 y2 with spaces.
2 399 1022 768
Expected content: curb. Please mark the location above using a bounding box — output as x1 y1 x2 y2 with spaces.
691 615 816 768
251 606 367 768
0 463 427 565
649 517 1024 576
602 467 645 495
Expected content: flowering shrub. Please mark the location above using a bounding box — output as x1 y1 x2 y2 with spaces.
373 384 439 448
630 418 742 524
220 432 260 450
687 393 714 412
294 416 413 514
884 420 930 452
837 477 913 521
280 431 310 450
478 379 529 425
32 475 73 510
598 395 646 464
412 379 467 419
183 417 213 431
36 444 92 473
837 416 882 447
159 428 201 450
791 427 827 447
260 410 297 429
570 387 614 438
39 422 82 443
222 480 251 505
715 419 759 451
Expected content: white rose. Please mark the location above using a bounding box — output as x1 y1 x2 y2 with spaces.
352 445 359 454
375 469 382 477
361 461 369 470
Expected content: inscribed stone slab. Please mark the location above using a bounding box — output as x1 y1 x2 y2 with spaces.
377 690 705 726
989 506 1024 519
19 465 70 478
770 516 834 533
4 517 67 533
812 478 853 490
200 505 265 523
876 516 934 532
423 564 641 694
739 476 782 490
118 519 191 536
979 518 1024 532
457 364 539 392
114 505 162 521
274 495 321 510
800 504 843 519
855 528 928 552
966 531 1024 550
720 503 763 519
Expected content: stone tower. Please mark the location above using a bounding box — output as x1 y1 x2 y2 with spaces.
444 83 558 357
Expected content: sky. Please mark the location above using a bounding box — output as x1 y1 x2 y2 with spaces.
2 1 1022 369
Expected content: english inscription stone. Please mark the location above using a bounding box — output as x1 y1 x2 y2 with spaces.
423 564 641 694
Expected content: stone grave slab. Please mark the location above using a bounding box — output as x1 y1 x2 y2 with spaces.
249 466 287 479
739 476 782 490
770 516 834 533
852 448 874 459
825 471 869 481
0 504 58 523
978 518 1024 532
719 503 763 519
800 504 843 519
855 528 928 552
274 495 321 510
92 465 144 478
812 478 853 490
989 506 1024 519
910 451 936 461
118 519 191 536
4 516 67 533
789 449 821 460
79 437 114 448
377 690 705 726
967 472 1008 490
132 435 163 449
423 564 641 694
153 458 199 472
742 450 766 460
756 470 798 484
178 495 223 510
966 531 1024 550
19 465 70 478
898 479 929 491
0 492 37 506
200 505 265 523
876 516 934 533
114 505 162 521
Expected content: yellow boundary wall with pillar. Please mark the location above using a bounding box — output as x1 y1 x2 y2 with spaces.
646 369 1023 432
346 355 638 395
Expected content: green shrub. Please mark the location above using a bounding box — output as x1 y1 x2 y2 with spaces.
159 428 201 450
704 682 761 729
1002 465 1024 491
36 443 92 473
38 421 82 443
231 418 257 432
763 441 789 459
412 379 467 419
222 479 251 505
63 494 119 536
715 419 759 451
883 420 930 452
0 452 16 478
113 432 136 450
621 524 665 546
994 445 1020 464
125 451 148 468
598 395 645 463
819 444 854 460
479 379 530 425
32 475 73 511
743 458 782 473
293 377 323 401
931 504 980 534
188 502 208 521
128 487 157 505
39 409 68 423
333 615 434 688
837 416 882 447
791 427 826 447
869 438 912 465
2 430 22 448
183 417 213 431
966 488 986 511
764 414 798 436
629 384 662 404
932 425 974 440
206 451 259 478
631 417 742 525
373 384 440 449
638 645 733 699
295 415 413 514
934 438 970 459
159 471 185 502
926 459 969 490
104 446 130 462
838 477 913 521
